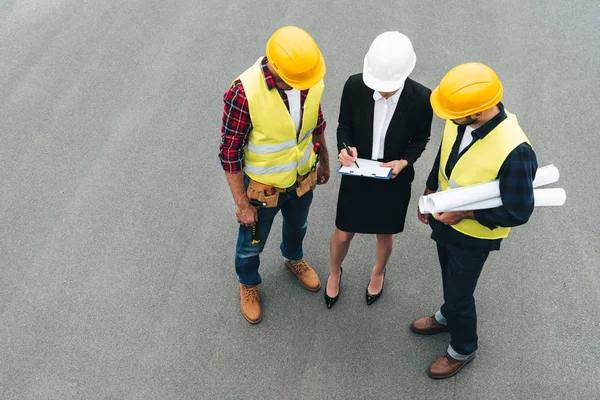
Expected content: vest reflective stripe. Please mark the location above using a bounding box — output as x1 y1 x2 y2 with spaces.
298 128 315 145
244 160 298 175
436 112 531 240
247 138 297 154
238 58 324 188
246 128 314 155
243 142 315 176
438 166 450 189
299 141 315 165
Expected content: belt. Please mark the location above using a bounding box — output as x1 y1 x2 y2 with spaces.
249 171 311 195
284 181 299 192
270 172 312 194
269 181 298 194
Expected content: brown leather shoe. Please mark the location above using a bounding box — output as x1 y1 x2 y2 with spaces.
240 284 262 324
427 352 475 379
285 259 321 291
410 315 449 335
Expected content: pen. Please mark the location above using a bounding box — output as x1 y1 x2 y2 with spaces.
342 142 360 168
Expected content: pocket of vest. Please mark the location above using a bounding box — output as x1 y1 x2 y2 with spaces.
295 169 317 198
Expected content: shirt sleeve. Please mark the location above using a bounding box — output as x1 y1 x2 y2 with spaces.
312 104 326 135
473 143 538 228
218 80 252 173
336 77 355 152
426 143 441 191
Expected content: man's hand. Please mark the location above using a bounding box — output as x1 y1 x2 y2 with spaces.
435 210 474 226
236 202 258 227
316 160 330 184
224 171 258 227
380 159 409 179
312 134 329 184
338 147 358 167
418 188 435 225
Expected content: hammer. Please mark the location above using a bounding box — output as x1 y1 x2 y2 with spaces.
249 198 266 244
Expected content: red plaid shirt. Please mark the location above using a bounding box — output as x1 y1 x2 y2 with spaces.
219 57 326 173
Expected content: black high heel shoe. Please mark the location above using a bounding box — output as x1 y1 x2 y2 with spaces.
366 269 386 306
324 267 343 309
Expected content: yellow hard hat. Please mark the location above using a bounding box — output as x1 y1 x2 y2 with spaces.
430 62 503 120
266 26 326 90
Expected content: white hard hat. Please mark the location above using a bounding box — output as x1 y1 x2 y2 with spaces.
363 31 416 92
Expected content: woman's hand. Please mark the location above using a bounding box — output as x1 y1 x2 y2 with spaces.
380 159 408 179
338 147 358 167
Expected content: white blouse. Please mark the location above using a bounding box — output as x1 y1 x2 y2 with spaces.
371 88 402 159
284 88 301 133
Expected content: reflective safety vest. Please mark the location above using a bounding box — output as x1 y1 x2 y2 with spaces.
437 112 531 239
238 58 324 188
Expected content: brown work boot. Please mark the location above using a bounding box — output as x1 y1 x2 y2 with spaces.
410 315 449 335
284 259 321 291
239 284 262 324
427 352 475 379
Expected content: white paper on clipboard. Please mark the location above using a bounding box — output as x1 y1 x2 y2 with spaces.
338 158 392 179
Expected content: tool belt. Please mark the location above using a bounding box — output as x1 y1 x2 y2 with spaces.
247 169 317 208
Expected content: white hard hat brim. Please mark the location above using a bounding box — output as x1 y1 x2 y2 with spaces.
362 52 416 92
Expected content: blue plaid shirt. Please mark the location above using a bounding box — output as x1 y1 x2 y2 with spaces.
426 103 538 251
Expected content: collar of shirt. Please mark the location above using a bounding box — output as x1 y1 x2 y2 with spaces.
261 56 311 99
260 56 278 91
372 86 403 103
471 102 507 139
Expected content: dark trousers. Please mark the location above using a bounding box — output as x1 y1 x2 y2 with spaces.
438 243 489 356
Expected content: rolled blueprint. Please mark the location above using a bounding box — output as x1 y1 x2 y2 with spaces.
532 165 560 187
447 188 567 211
419 165 560 214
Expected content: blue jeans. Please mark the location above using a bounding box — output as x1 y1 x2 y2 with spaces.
235 181 313 286
437 243 489 356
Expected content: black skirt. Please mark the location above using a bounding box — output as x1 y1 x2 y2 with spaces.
335 166 414 234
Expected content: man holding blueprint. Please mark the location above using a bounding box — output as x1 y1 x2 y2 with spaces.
412 63 538 379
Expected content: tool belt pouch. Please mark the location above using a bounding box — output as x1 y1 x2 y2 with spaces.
295 169 317 197
247 179 279 208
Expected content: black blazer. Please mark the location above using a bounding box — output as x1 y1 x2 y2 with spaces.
336 74 433 169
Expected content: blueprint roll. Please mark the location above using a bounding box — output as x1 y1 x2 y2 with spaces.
446 188 567 211
532 165 560 187
419 165 560 214
532 188 567 207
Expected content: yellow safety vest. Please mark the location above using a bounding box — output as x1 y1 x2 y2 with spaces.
437 112 531 239
238 58 324 188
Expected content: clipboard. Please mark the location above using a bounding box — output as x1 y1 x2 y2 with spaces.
338 158 392 179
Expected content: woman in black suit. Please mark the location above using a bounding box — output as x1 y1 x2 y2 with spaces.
325 31 433 308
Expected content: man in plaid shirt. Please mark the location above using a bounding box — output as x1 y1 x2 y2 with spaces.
413 63 538 379
219 26 330 324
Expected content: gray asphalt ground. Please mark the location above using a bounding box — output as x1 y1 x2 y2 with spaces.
1 1 599 399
